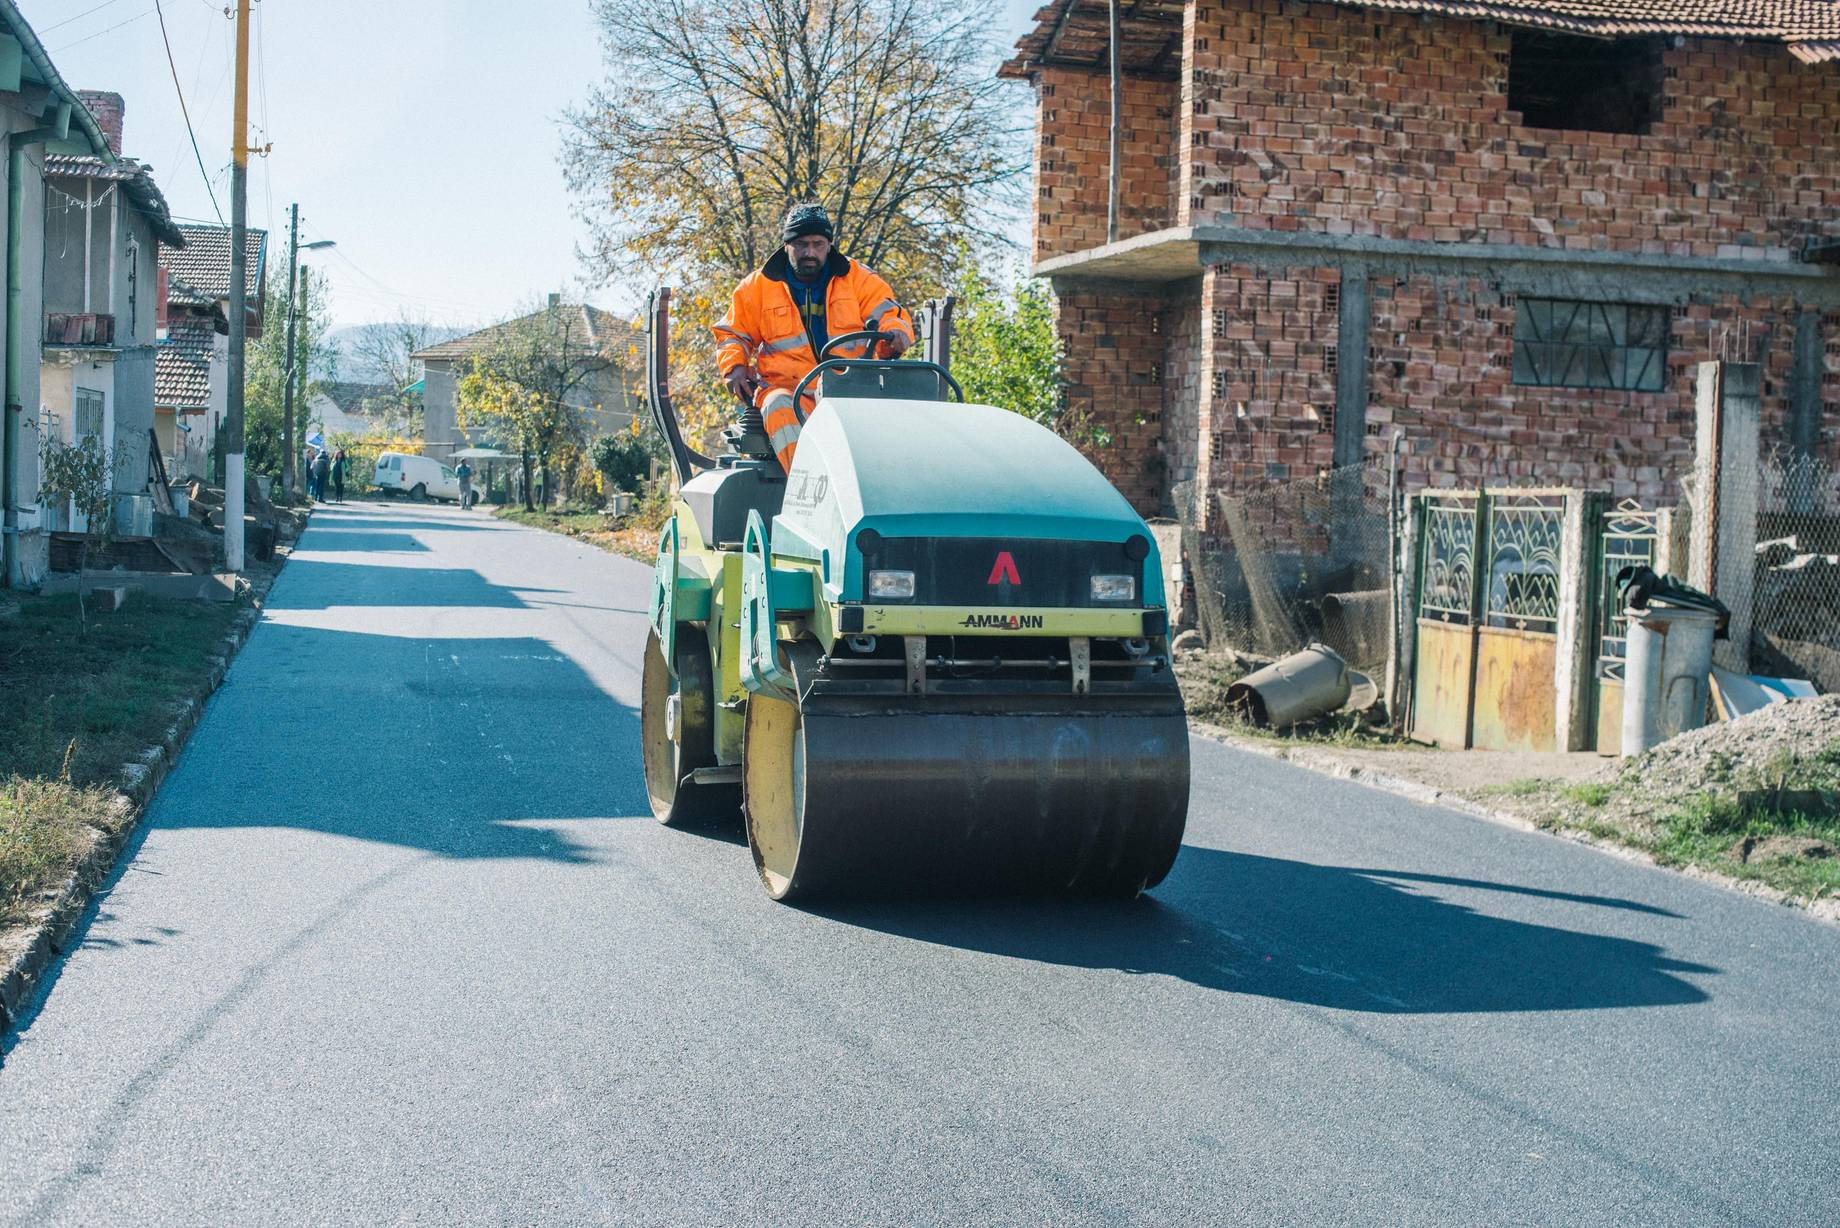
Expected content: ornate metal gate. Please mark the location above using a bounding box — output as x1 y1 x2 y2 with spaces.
1409 490 1569 751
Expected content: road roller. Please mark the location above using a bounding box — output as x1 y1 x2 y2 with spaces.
639 289 1189 901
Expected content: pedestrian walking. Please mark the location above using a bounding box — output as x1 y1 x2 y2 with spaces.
311 450 331 502
332 450 347 503
455 459 474 509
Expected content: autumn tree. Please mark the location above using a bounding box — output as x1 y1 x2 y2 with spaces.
454 304 616 510
245 266 334 482
563 0 1023 438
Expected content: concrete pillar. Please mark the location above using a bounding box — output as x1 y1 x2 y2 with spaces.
1555 490 1608 752
1688 360 1759 673
1329 266 1371 570
1789 309 1823 515
1332 265 1370 470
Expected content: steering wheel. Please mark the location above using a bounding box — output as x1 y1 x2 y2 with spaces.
817 330 894 362
788 331 963 422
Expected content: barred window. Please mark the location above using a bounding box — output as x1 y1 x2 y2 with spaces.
1511 298 1669 392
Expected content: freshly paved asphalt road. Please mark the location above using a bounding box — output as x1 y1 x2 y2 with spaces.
4 499 1839 1226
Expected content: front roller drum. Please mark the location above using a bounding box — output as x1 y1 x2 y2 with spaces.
641 628 739 826
743 687 1189 902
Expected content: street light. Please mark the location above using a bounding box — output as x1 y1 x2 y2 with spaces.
281 201 336 496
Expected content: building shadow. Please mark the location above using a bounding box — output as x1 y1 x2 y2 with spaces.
270 560 531 608
813 846 1716 1015
293 529 432 554
307 515 505 534
155 627 651 862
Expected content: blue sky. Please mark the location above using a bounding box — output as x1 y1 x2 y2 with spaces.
24 0 1046 330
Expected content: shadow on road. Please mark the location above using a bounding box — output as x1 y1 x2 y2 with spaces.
293 529 432 553
272 560 536 608
310 514 505 533
158 626 651 862
815 846 1717 1014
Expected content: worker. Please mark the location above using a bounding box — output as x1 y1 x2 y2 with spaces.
714 202 914 470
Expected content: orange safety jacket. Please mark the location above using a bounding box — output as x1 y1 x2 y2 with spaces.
713 249 914 470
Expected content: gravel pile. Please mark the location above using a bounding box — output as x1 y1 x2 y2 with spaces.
1596 695 1840 825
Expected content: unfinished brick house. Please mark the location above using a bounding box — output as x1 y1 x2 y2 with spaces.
1001 0 1840 515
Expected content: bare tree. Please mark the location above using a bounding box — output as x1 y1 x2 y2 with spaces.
563 0 1023 292
455 304 616 510
350 311 445 431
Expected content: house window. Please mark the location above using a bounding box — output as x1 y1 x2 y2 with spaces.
1512 299 1669 392
75 388 104 441
1506 30 1663 135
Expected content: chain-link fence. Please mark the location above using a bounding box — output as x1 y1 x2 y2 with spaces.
1173 456 1397 679
1737 446 1840 692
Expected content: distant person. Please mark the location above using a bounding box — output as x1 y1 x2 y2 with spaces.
311 449 331 502
455 459 474 508
331 450 347 503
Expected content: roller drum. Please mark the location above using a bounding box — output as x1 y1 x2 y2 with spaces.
745 687 1189 900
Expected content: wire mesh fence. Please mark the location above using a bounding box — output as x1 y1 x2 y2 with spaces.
1732 446 1840 692
1173 456 1397 679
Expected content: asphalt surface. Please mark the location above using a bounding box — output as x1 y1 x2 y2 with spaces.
4 499 1838 1226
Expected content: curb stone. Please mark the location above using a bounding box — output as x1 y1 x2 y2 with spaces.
0 512 308 1036
1188 721 1840 928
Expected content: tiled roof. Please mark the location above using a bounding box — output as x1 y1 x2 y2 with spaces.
1003 0 1840 76
158 223 266 303
155 318 215 410
411 304 638 364
42 153 186 245
166 275 210 309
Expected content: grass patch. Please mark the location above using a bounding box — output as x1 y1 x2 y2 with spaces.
1562 781 1612 808
1475 777 1551 799
1544 744 1840 903
0 591 241 926
494 496 667 564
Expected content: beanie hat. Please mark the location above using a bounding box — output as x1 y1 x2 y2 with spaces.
781 202 834 244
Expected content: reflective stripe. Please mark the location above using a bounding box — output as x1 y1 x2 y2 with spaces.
712 325 754 351
769 422 801 451
863 298 896 328
762 389 796 411
760 333 808 356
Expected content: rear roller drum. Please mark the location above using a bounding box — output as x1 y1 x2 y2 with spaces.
641 628 738 826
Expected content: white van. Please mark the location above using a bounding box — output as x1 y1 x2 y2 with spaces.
373 451 463 502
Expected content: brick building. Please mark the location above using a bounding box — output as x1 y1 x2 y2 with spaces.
1001 0 1840 515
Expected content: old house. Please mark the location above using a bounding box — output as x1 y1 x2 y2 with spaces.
155 222 267 479
1002 0 1840 513
0 5 176 586
411 295 638 463
40 90 185 530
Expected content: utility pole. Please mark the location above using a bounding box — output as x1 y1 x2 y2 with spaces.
223 0 251 572
281 203 299 497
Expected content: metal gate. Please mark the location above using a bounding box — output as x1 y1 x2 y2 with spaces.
1410 491 1567 751
1589 500 1660 756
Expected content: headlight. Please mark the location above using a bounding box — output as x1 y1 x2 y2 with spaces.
868 569 915 600
1091 574 1136 602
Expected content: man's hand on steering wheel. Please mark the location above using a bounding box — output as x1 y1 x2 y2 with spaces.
877 331 910 359
725 365 763 403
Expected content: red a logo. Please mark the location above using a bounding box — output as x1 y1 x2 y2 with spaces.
987 551 1021 586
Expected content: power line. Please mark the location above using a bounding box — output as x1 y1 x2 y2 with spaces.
152 0 225 225
49 5 153 52
41 0 131 35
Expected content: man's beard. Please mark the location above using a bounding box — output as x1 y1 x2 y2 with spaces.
795 258 821 278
